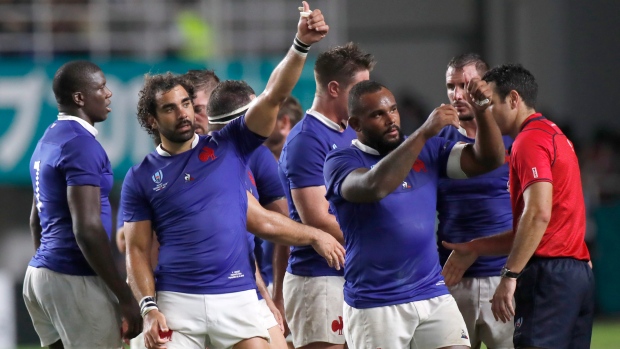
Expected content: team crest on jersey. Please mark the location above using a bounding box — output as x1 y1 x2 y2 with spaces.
199 146 217 162
152 170 168 191
152 170 163 183
412 159 427 172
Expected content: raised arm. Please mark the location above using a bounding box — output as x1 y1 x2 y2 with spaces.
67 185 141 340
29 196 42 252
245 1 329 136
246 192 345 270
458 77 505 176
341 105 460 203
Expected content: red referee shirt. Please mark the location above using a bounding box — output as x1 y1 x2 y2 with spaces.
509 113 590 260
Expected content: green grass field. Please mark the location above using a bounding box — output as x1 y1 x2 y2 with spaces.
17 319 620 348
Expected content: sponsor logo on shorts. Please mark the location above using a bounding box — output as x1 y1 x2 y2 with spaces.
402 181 411 189
331 316 343 335
184 173 194 182
461 329 468 339
515 317 523 329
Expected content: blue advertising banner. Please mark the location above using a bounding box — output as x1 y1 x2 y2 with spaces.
0 58 317 185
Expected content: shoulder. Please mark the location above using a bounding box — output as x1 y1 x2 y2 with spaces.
325 146 360 163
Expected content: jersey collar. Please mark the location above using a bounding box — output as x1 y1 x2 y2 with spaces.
57 113 98 136
352 139 379 155
306 109 343 132
519 112 544 132
156 134 199 157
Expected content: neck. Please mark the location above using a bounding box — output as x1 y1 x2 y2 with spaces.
311 93 347 127
459 118 477 138
511 107 538 138
160 135 195 155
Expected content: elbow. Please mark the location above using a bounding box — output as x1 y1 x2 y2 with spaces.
262 90 289 108
73 219 103 246
533 209 552 225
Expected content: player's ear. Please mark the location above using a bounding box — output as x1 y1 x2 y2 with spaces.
348 116 361 132
72 92 84 107
148 115 158 131
509 90 519 109
327 80 340 98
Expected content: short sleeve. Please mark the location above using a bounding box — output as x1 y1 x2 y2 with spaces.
285 132 327 189
513 131 554 189
249 147 285 205
427 136 456 178
323 149 364 202
59 135 106 187
116 204 124 230
121 169 152 222
215 115 267 163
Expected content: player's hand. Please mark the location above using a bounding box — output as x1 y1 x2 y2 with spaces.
311 231 345 270
419 104 460 139
116 226 126 254
272 296 291 336
441 240 478 286
143 309 171 349
265 297 285 333
296 1 329 45
119 297 142 341
465 76 493 113
491 277 516 323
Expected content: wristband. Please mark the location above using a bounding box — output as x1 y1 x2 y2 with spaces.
139 296 158 318
292 36 311 57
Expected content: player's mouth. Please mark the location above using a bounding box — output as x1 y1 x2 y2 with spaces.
106 101 112 113
177 121 192 132
385 125 399 137
453 101 469 112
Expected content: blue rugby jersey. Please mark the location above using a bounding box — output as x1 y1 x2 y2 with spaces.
247 145 285 285
324 137 456 309
278 110 356 277
436 126 513 277
29 115 113 276
121 116 265 294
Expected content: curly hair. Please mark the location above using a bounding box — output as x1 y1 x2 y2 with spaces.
136 72 195 139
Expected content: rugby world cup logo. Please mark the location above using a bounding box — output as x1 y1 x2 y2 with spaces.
152 170 163 184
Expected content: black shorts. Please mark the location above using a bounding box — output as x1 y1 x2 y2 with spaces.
513 257 594 349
